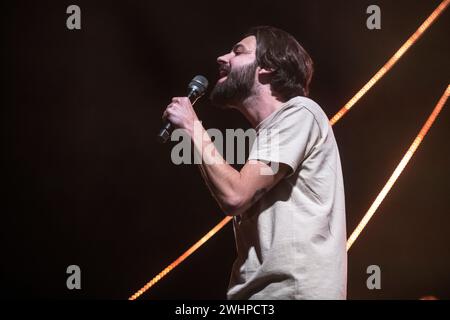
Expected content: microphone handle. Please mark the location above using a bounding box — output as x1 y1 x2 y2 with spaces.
157 90 199 144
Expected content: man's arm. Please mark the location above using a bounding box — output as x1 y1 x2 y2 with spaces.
163 97 289 216
190 121 289 216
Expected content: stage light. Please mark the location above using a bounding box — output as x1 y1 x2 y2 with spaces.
346 85 449 251
330 0 449 126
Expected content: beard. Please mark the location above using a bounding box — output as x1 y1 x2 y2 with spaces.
209 61 258 109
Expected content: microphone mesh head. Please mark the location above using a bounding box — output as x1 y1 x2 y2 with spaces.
189 75 209 95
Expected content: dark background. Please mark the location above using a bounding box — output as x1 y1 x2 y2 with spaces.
1 0 449 299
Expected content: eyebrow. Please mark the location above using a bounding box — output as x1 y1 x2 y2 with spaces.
232 43 250 53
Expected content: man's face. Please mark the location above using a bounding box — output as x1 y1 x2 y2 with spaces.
209 36 258 108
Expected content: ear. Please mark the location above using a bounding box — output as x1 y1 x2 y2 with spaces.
258 67 274 76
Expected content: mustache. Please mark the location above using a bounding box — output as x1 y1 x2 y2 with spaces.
219 65 231 74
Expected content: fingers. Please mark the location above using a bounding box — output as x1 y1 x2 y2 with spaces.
162 101 174 119
172 97 190 104
162 103 178 121
162 107 175 123
163 97 189 118
162 97 193 127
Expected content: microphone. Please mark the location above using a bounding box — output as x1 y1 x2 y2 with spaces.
157 75 209 144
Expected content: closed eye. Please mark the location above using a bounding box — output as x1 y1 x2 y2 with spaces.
232 43 249 56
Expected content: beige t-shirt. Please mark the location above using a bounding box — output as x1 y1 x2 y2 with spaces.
227 96 347 300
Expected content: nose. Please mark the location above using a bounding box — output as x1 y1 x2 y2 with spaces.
217 52 232 65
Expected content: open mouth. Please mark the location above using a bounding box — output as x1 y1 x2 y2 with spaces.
219 66 230 78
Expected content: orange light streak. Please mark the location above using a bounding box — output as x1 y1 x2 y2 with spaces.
346 85 449 251
129 216 232 300
329 0 449 126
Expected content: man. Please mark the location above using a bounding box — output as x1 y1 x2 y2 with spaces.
163 26 347 299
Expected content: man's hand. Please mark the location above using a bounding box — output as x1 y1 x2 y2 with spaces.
163 97 198 133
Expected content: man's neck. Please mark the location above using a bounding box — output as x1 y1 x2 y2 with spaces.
237 91 286 128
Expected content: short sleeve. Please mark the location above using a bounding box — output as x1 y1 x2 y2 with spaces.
248 106 321 176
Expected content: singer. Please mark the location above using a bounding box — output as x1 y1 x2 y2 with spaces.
163 26 347 300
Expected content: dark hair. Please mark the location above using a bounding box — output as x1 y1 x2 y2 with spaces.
245 26 313 99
